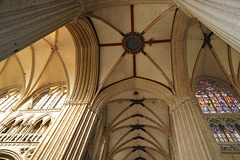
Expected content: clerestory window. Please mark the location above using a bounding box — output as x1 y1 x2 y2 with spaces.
31 86 67 109
194 80 240 149
194 80 240 113
0 88 21 111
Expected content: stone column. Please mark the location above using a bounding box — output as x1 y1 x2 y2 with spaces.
31 18 99 159
171 9 224 160
62 107 97 160
0 0 82 61
31 102 88 160
171 99 224 160
176 0 240 54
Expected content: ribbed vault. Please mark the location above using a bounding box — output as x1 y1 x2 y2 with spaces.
0 25 76 112
93 86 173 160
87 4 177 159
89 77 175 160
186 19 240 93
1 1 240 160
104 97 171 160
89 4 177 95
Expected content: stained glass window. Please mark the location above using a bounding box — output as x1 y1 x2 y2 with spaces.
210 124 220 142
194 80 240 113
227 124 240 142
0 88 21 111
210 123 240 143
32 86 67 109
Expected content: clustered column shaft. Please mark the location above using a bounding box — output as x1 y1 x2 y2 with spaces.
0 0 81 61
171 9 225 160
176 0 240 54
172 99 224 160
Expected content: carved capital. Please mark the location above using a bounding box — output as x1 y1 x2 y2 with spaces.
64 100 90 106
173 0 194 18
171 97 199 111
71 0 84 23
87 106 99 116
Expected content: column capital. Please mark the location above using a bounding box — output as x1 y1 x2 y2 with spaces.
64 100 91 106
171 96 224 160
71 0 84 23
171 97 199 111
87 105 99 116
173 0 194 18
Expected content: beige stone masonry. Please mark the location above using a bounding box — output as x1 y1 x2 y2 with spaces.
177 0 240 54
0 0 81 61
171 9 224 160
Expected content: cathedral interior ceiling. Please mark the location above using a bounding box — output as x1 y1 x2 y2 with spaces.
0 1 240 159
0 26 75 98
101 90 171 159
91 4 176 94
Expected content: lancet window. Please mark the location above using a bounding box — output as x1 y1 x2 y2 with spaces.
0 85 67 144
31 86 67 109
194 80 240 114
0 88 21 111
208 118 240 143
195 80 240 152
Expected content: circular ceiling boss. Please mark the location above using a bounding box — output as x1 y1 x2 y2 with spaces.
122 33 145 54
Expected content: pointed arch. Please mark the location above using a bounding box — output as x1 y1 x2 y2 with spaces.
0 149 21 160
66 17 99 102
194 79 240 113
92 77 175 112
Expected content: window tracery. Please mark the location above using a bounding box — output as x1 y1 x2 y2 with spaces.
0 85 67 145
32 86 67 109
195 80 240 152
0 115 52 142
0 88 21 111
208 117 240 144
194 80 240 113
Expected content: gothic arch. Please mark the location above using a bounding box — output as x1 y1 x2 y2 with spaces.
66 17 99 102
0 149 21 160
92 77 176 112
90 77 175 160
32 17 100 160
31 114 52 126
0 87 21 111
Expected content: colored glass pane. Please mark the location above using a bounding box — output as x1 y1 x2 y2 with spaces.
217 133 225 142
225 132 233 142
227 124 240 142
227 124 235 132
221 133 228 142
194 80 240 114
195 93 209 113
234 131 240 142
213 134 219 142
221 90 239 113
202 92 216 113
211 125 218 132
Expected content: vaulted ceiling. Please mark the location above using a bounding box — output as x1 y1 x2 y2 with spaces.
0 2 240 160
186 19 240 88
89 4 175 159
91 4 176 93
103 93 170 160
0 26 76 97
87 3 240 159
